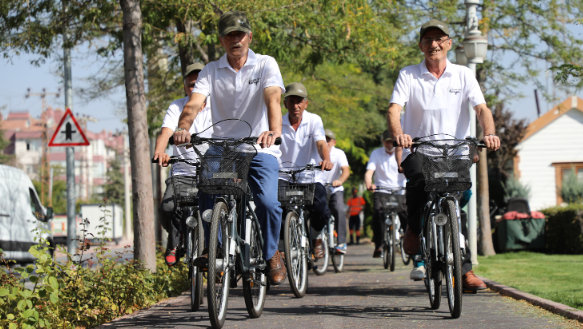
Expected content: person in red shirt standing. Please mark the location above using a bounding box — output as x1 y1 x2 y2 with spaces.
346 187 366 245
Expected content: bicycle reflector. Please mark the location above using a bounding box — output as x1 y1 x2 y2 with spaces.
185 215 198 228
202 209 213 223
435 213 448 226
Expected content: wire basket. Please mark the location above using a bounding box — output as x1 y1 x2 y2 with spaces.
381 192 406 213
415 139 476 193
278 183 316 206
170 175 199 209
198 142 256 196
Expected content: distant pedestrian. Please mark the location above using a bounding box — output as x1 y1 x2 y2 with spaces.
346 187 366 245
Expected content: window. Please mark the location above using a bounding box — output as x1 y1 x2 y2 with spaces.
26 142 30 151
552 162 583 204
29 188 43 220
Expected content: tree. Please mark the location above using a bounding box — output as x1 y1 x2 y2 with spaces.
100 158 124 207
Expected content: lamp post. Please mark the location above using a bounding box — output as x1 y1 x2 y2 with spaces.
460 0 488 265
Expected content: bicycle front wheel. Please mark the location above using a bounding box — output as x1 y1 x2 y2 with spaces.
389 223 395 272
189 213 204 311
424 214 441 310
400 236 411 265
312 234 329 276
243 213 267 318
331 231 344 273
383 228 390 270
207 201 231 329
284 211 308 298
444 199 463 318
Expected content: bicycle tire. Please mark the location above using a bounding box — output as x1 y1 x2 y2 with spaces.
400 236 411 265
383 228 390 270
424 214 441 310
331 231 344 273
207 201 231 329
189 214 204 311
243 213 267 318
389 222 395 272
444 199 463 318
284 211 308 297
312 234 329 276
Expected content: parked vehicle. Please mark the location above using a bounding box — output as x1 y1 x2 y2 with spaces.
0 165 53 261
51 214 82 245
80 204 123 244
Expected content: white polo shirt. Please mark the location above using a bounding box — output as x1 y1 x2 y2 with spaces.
390 59 486 160
192 49 286 158
279 111 326 183
366 147 406 191
318 146 349 194
162 97 213 176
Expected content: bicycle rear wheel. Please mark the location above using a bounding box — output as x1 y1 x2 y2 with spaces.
400 236 411 265
243 213 267 318
312 234 329 276
383 227 390 270
284 211 308 298
389 222 395 272
189 213 204 311
424 215 441 310
331 231 344 273
207 201 231 329
444 199 463 318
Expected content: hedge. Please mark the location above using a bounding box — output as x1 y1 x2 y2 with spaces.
542 204 583 254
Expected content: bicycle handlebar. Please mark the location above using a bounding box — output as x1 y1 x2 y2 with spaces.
279 164 322 174
151 157 199 165
169 135 282 146
392 139 487 148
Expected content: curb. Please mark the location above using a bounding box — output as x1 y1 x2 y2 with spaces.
478 276 583 322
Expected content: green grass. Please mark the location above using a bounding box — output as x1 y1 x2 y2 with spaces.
475 251 583 311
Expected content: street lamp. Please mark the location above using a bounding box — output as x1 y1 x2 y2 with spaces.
463 35 488 64
455 46 467 66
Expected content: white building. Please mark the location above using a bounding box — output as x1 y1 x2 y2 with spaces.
515 96 583 210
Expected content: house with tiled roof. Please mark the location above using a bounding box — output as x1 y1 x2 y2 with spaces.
514 95 583 210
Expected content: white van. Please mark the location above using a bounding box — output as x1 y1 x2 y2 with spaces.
0 165 54 262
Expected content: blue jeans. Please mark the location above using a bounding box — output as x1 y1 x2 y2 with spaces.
199 152 283 261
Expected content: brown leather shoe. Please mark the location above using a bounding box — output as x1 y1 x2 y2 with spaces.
462 270 487 290
267 251 287 285
192 248 209 267
403 228 420 255
313 239 325 259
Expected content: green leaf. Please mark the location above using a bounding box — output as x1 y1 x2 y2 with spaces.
17 299 26 310
14 267 25 273
29 275 39 283
7 314 14 320
26 299 32 309
0 288 8 296
48 276 58 290
22 309 34 318
21 272 29 278
26 265 35 273
50 292 58 304
38 288 46 298
9 323 17 329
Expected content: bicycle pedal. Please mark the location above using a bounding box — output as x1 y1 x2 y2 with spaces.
463 289 477 294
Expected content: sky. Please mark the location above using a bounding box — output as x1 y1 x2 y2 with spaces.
1 28 582 135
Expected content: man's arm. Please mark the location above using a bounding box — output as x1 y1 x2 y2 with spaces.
332 165 350 187
257 86 282 148
316 140 333 170
395 147 404 173
474 103 500 151
174 93 207 144
153 127 174 166
387 103 412 148
364 169 376 191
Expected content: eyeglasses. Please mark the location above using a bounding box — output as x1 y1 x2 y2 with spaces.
420 37 451 46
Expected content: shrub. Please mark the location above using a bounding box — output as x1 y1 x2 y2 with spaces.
0 203 189 328
560 170 583 204
542 204 583 254
502 175 531 200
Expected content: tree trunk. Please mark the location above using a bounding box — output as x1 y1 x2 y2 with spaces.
176 19 197 75
478 148 496 256
120 0 156 272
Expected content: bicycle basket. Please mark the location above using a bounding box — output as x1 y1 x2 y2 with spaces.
380 190 406 213
198 141 256 196
278 183 316 206
415 139 476 193
170 175 199 208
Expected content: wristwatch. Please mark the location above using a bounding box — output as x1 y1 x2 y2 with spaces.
175 128 187 133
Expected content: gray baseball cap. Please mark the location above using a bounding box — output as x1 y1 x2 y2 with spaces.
184 63 205 78
325 129 336 140
382 129 393 141
284 82 308 99
419 19 450 41
218 11 251 37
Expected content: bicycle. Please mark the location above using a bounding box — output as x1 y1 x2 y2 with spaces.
398 135 487 319
151 155 204 312
373 186 405 272
323 183 344 273
176 121 282 329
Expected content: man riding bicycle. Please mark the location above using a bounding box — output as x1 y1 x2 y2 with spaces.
317 129 350 254
153 62 212 266
279 82 334 259
364 130 406 259
173 11 287 285
388 19 500 290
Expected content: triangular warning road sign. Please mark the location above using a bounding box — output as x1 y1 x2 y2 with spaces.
48 109 90 147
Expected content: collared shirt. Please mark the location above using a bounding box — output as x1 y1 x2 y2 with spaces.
192 49 286 158
366 147 406 191
390 59 486 160
161 96 213 176
318 146 349 193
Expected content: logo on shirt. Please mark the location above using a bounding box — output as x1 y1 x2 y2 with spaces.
448 87 462 95
249 78 261 85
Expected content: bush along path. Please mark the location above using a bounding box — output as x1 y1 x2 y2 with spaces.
0 204 188 329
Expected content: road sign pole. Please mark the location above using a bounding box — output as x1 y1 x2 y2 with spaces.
63 35 76 254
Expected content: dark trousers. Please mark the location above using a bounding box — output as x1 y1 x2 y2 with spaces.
372 193 408 249
349 215 361 231
329 190 346 244
159 179 181 250
401 153 471 275
309 183 331 232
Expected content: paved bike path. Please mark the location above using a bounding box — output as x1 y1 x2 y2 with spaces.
100 244 577 328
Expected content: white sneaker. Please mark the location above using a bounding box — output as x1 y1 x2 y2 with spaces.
410 266 426 281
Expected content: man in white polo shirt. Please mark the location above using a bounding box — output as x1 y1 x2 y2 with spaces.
388 19 500 290
318 129 350 254
365 130 406 258
279 82 334 259
152 62 213 266
173 11 287 285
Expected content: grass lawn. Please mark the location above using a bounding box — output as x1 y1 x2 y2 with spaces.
475 251 583 311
